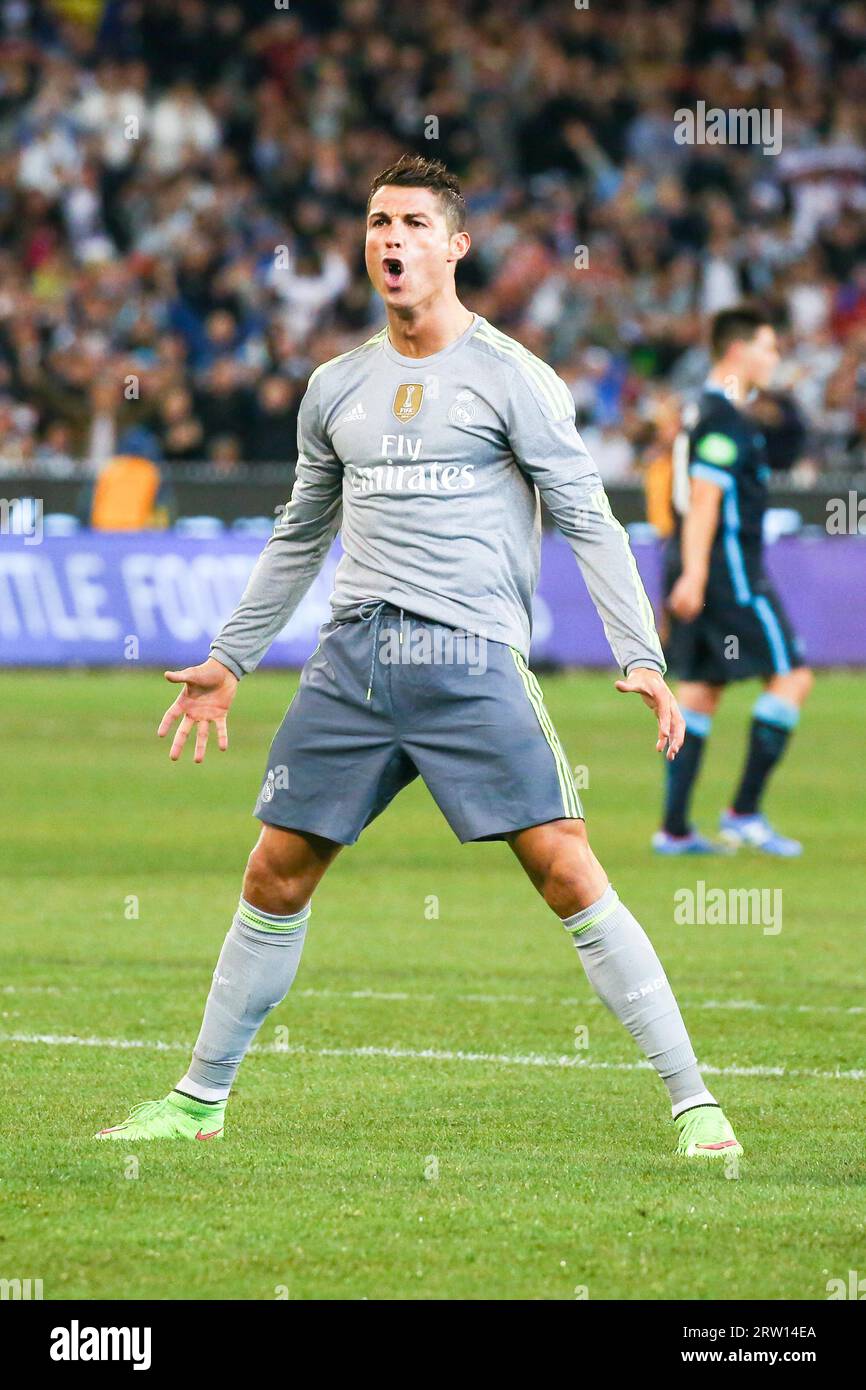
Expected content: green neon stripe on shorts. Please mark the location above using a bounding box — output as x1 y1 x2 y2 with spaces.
509 649 582 819
236 901 309 933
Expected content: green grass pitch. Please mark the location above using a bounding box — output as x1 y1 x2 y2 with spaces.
1 667 863 1301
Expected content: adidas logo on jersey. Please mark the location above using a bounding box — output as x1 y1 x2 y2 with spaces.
340 400 367 423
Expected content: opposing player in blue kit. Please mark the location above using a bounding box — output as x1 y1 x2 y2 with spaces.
656 307 813 857
97 156 741 1159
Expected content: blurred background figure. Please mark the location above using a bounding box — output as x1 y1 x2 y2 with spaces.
638 390 683 541
88 427 170 531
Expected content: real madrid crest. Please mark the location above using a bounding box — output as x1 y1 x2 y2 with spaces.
392 382 424 422
448 389 477 426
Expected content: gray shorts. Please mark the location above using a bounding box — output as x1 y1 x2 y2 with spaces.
254 603 584 845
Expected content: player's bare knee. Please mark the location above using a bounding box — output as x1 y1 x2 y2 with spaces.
242 843 310 916
767 667 813 706
678 681 722 715
792 667 814 703
539 823 603 916
541 866 582 916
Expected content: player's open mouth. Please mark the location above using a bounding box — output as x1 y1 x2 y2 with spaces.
383 258 404 289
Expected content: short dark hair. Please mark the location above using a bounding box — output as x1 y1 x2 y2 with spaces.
710 306 772 360
367 154 467 233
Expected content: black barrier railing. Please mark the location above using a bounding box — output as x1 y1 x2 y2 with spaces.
2 468 865 530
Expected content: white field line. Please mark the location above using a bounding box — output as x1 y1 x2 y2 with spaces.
3 982 865 1018
300 991 866 1017
1 1031 865 1082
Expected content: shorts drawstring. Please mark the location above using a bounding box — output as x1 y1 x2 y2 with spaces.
359 601 404 701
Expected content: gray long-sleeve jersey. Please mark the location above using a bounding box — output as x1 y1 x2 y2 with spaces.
210 314 665 678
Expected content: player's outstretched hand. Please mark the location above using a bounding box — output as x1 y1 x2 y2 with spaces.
158 657 239 763
614 667 685 761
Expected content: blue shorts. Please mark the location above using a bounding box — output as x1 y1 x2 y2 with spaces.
254 603 584 845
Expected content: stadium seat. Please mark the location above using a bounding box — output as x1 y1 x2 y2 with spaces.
763 508 803 544
43 513 82 535
173 516 225 537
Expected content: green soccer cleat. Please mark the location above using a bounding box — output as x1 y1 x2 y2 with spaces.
675 1104 743 1159
95 1092 225 1141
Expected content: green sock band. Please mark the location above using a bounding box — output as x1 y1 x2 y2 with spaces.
236 896 311 933
561 886 620 937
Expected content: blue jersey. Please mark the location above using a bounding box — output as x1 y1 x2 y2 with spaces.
686 385 771 598
664 384 802 682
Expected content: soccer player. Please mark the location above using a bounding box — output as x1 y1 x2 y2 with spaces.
97 155 741 1158
654 306 813 856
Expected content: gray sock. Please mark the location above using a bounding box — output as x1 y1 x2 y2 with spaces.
176 897 310 1102
563 885 716 1116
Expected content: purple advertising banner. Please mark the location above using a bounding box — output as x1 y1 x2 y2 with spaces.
0 531 863 668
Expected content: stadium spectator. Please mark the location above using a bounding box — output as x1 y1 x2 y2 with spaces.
246 374 302 464
208 432 243 474
639 390 682 540
34 418 78 475
152 385 206 465
88 428 170 530
194 358 254 454
0 0 863 488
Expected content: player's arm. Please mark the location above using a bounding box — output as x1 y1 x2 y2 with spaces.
159 374 342 762
506 365 683 759
668 428 739 621
667 477 722 621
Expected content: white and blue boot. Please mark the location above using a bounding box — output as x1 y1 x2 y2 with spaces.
718 810 802 857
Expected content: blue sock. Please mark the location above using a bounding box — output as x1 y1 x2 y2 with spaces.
732 693 799 816
663 708 712 837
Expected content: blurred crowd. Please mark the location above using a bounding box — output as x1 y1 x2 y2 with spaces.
2 0 866 492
